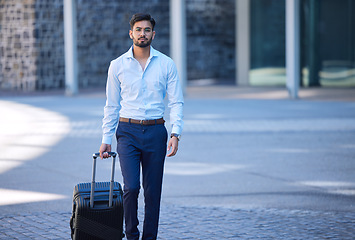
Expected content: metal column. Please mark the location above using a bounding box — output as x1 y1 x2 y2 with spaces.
64 0 78 96
286 0 300 99
236 0 250 86
170 0 187 93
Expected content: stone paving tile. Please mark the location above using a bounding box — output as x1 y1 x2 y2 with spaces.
1 205 354 239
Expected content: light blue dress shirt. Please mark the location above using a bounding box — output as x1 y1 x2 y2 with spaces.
102 46 184 145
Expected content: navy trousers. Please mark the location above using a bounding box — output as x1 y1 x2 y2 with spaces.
116 121 167 240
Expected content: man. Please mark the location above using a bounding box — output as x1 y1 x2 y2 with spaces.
99 13 184 240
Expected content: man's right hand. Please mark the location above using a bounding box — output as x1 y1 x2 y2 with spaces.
99 143 112 159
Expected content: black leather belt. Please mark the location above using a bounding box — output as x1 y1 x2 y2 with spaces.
119 117 165 125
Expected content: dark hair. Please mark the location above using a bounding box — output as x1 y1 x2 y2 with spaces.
129 13 156 30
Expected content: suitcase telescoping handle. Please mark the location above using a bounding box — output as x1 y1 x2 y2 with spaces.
91 152 117 208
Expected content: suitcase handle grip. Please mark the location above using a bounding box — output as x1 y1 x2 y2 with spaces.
90 152 117 208
93 152 117 159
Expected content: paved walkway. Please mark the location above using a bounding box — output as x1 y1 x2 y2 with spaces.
1 205 355 239
1 86 355 239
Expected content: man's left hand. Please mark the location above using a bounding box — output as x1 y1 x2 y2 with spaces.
167 137 179 157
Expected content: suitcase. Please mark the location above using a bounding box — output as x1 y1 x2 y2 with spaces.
70 152 124 240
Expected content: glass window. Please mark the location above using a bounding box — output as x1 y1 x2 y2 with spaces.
301 0 355 87
250 0 286 86
249 0 355 87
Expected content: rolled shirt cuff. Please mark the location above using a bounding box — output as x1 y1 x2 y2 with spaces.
102 135 113 145
171 125 182 135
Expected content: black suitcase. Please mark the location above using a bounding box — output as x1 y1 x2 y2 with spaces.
70 152 124 240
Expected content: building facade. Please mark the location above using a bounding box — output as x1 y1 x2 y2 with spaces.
0 0 354 92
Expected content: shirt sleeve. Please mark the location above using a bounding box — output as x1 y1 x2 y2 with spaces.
166 60 184 135
102 61 121 145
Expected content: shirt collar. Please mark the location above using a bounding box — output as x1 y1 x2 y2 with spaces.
125 45 158 59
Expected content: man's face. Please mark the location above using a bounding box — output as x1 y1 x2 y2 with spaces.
129 20 155 48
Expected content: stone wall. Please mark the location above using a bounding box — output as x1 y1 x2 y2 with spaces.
1 0 36 91
34 0 64 90
0 0 64 91
0 0 235 92
186 0 235 80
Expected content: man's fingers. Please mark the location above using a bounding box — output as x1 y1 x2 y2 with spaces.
167 138 178 157
99 144 112 159
100 152 110 159
167 145 177 157
100 152 106 159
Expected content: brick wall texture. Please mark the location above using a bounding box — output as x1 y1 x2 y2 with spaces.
0 0 235 91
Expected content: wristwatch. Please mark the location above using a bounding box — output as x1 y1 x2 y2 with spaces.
171 133 181 141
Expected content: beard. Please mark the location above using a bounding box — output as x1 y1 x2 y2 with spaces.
133 36 153 48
